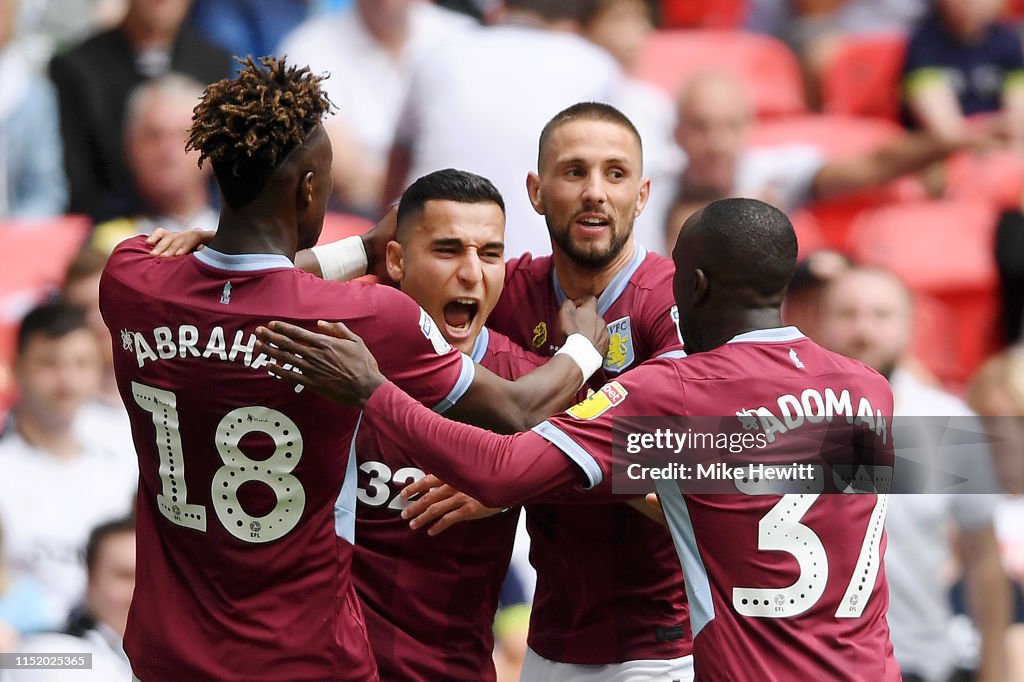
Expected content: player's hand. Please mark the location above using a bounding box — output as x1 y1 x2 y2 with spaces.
400 474 502 535
362 205 398 281
254 320 386 406
558 296 609 358
147 227 215 256
628 493 666 526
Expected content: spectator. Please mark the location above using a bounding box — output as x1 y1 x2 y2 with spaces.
967 350 1024 681
89 74 215 251
816 266 1011 682
7 517 136 682
49 0 230 218
278 0 474 215
580 0 682 253
0 516 50 649
781 248 850 339
666 70 988 251
902 0 1024 142
384 0 622 257
187 0 309 60
62 247 137 469
0 0 67 218
0 302 136 628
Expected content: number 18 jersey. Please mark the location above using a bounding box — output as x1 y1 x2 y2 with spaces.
100 237 474 682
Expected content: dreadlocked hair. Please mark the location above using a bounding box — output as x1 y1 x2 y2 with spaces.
187 56 332 208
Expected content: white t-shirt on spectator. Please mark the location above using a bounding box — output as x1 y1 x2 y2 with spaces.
884 369 1001 682
733 145 825 213
278 2 474 170
0 430 136 627
75 399 138 472
395 24 622 258
4 627 131 682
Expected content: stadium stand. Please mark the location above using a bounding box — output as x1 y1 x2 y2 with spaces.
850 198 1001 386
635 29 805 118
820 33 906 120
0 217 90 417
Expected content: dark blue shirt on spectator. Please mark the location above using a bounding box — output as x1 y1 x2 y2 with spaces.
901 10 1024 126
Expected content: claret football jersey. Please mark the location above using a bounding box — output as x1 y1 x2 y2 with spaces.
488 245 691 664
353 327 544 682
535 328 899 681
100 237 474 682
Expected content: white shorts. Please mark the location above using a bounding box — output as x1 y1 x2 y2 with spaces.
520 648 695 682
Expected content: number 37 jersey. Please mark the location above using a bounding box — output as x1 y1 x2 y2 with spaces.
535 328 899 681
99 237 474 682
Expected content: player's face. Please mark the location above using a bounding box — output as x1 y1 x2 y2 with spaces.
14 329 101 423
389 200 505 354
531 119 649 269
86 531 136 639
296 125 334 251
816 271 912 377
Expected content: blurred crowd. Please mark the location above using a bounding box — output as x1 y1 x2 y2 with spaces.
0 1 1023 681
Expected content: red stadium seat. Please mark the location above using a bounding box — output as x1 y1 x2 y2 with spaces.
820 33 907 121
636 30 805 118
849 199 1000 385
750 115 926 249
659 0 748 29
0 216 91 415
317 211 373 245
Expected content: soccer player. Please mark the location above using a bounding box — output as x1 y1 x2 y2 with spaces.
99 57 607 682
352 168 545 681
267 102 692 680
258 198 900 682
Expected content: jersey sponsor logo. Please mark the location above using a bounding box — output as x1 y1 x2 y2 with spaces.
532 321 547 348
567 381 628 420
419 308 452 354
605 316 635 371
670 305 683 345
219 281 232 305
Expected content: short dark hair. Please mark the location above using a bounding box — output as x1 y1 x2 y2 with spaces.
697 198 798 298
396 169 505 240
85 516 135 575
186 56 332 208
538 102 643 169
505 0 587 21
16 300 90 356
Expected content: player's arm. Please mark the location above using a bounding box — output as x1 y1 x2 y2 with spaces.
254 322 600 508
254 298 609 434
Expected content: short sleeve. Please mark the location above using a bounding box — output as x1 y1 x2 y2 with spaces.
359 287 475 413
531 360 678 491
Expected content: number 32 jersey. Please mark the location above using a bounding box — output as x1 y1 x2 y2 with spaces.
99 237 474 682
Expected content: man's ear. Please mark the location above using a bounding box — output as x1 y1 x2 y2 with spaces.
526 172 544 215
635 177 652 217
694 268 709 306
298 171 315 209
385 240 405 283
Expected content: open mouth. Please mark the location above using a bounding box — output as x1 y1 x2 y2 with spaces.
442 298 480 338
576 213 610 231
